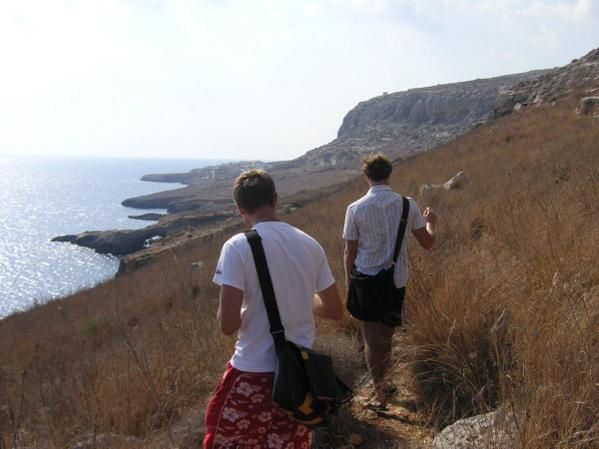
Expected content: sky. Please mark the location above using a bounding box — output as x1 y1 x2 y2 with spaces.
0 0 598 161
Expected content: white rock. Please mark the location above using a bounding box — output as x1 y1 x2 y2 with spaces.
443 171 465 190
420 183 442 195
579 96 599 115
433 409 518 449
189 261 204 271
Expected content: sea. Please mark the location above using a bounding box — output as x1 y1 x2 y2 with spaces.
0 156 224 318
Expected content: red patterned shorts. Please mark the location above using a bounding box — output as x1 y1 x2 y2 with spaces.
203 363 312 449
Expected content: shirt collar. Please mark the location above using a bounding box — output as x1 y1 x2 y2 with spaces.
367 185 392 194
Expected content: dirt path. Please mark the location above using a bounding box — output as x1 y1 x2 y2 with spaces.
314 333 435 449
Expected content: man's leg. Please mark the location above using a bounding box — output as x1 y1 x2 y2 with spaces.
203 364 275 449
361 320 395 406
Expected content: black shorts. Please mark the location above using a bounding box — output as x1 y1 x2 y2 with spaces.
347 267 406 327
380 287 405 327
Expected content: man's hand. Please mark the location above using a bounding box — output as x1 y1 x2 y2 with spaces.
413 206 437 250
423 207 437 225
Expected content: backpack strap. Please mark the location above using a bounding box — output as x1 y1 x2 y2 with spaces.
392 197 410 263
245 230 287 352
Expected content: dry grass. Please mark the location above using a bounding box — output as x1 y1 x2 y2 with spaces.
1 86 598 448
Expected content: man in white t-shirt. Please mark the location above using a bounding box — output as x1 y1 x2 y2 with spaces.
343 153 437 411
204 169 342 449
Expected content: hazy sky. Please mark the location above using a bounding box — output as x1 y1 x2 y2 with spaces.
1 0 598 161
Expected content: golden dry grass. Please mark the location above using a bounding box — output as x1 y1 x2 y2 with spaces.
1 87 598 448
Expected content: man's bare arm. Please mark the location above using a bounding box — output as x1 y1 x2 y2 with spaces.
344 240 358 288
313 283 343 321
412 207 437 250
217 285 243 335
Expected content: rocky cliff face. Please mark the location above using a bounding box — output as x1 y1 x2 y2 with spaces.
295 71 547 167
494 47 599 117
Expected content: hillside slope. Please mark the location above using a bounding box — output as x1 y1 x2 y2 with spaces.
2 76 598 448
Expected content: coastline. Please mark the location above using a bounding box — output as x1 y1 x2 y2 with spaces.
51 69 550 275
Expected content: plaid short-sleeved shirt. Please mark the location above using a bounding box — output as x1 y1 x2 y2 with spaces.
342 185 425 288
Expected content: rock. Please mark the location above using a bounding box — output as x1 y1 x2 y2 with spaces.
513 102 523 112
143 235 163 248
189 261 204 271
52 229 163 255
578 96 599 115
420 184 433 195
443 172 465 190
52 211 234 256
433 409 518 449
128 212 166 221
420 183 442 195
421 172 465 194
494 47 599 117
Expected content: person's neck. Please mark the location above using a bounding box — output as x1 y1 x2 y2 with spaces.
368 181 389 188
249 209 279 226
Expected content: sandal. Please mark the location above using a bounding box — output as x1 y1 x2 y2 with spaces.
365 400 388 412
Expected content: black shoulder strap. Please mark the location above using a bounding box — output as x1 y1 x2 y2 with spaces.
392 196 410 263
245 230 287 351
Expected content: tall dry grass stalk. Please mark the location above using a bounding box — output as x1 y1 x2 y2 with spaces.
1 87 598 448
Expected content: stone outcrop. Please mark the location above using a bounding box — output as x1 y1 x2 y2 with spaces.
128 212 166 221
330 73 546 157
494 47 599 117
443 171 465 190
433 409 519 449
419 171 465 195
577 96 599 115
52 211 235 256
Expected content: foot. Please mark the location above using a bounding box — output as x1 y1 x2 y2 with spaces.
365 400 388 412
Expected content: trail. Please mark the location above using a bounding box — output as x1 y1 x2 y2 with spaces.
313 333 434 449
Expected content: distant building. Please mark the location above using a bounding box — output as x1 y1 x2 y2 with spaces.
382 91 389 96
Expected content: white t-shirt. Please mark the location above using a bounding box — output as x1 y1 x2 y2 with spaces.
342 185 425 288
213 221 335 373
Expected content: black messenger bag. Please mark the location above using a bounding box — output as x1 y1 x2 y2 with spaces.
245 230 353 428
347 196 410 321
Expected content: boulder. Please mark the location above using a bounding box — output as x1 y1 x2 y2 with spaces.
433 409 519 449
578 96 599 115
420 183 442 195
443 171 465 190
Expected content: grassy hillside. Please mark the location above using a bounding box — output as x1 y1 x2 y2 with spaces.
1 85 598 449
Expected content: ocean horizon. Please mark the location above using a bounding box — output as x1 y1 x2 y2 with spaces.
0 155 226 318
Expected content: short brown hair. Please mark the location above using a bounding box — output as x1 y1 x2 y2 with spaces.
362 153 392 181
233 169 276 213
